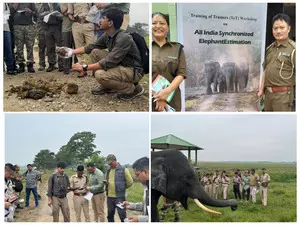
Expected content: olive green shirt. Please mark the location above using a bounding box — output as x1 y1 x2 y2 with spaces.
89 168 105 194
264 39 296 87
60 3 73 32
152 40 187 111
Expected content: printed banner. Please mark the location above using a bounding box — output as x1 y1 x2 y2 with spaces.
177 3 267 111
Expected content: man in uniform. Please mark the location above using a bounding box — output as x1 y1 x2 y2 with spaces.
36 3 49 71
60 3 74 74
9 3 37 73
249 169 260 203
260 168 271 207
71 7 145 100
67 3 95 77
212 170 221 199
105 154 133 222
70 165 90 222
160 197 181 222
47 162 70 222
258 13 296 111
221 171 230 200
86 162 105 222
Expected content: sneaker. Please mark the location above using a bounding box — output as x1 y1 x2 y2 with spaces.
91 85 116 95
117 84 145 100
77 71 87 78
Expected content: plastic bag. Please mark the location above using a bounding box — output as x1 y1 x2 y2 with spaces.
56 47 73 58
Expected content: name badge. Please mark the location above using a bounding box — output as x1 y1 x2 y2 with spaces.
279 52 291 57
168 56 177 59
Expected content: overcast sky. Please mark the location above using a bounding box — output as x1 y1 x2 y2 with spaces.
152 114 296 162
129 3 149 25
5 113 149 166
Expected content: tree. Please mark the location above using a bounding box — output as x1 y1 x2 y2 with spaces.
55 131 100 168
33 149 56 171
127 22 149 37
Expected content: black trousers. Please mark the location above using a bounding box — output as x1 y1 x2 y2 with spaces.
107 196 126 222
242 188 250 200
233 184 241 199
45 25 63 68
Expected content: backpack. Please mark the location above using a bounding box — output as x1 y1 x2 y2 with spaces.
130 32 149 74
12 179 23 193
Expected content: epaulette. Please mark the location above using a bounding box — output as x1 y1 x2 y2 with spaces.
170 42 184 48
266 42 275 52
70 175 76 179
288 39 296 49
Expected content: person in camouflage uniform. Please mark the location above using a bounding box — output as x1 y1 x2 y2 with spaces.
9 3 37 73
36 3 50 71
160 196 181 222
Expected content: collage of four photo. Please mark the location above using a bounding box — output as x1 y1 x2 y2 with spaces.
3 2 296 223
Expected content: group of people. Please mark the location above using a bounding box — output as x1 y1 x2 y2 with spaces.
5 154 149 222
5 163 42 222
4 3 145 101
152 12 295 111
200 168 271 206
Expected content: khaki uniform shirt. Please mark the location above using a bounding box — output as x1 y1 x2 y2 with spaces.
212 174 220 185
260 173 270 188
264 39 296 87
152 40 186 111
221 176 230 185
67 3 91 18
70 174 88 194
250 173 259 186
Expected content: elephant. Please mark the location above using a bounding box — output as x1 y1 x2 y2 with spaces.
236 62 249 92
204 60 222 95
216 72 227 93
151 150 238 222
222 62 237 93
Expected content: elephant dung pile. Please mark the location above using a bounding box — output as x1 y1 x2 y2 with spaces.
8 79 79 100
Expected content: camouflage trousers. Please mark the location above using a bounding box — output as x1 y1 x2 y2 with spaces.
160 201 181 222
13 24 35 64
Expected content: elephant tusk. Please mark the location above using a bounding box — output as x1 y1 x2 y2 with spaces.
193 199 222 215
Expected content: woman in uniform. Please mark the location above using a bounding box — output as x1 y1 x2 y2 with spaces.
152 12 186 112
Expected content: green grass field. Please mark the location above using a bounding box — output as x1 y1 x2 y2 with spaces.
158 162 296 222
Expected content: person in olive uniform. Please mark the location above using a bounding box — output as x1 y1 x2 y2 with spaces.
258 13 296 111
152 12 186 112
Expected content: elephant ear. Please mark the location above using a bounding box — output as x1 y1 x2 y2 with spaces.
151 163 167 196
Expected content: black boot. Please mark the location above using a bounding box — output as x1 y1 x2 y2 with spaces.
46 64 55 72
17 63 25 73
27 62 35 73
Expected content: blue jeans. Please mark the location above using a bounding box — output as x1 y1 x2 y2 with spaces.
3 31 15 71
107 196 126 222
25 187 39 207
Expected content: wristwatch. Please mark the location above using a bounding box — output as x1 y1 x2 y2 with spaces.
82 64 88 72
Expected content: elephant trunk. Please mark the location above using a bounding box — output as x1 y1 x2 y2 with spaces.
190 183 237 212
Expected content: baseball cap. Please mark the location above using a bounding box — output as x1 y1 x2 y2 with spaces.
106 154 117 165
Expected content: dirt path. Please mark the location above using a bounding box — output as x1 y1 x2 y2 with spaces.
186 92 257 112
15 183 139 222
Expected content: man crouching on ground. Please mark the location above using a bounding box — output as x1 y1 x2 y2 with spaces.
71 7 145 100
